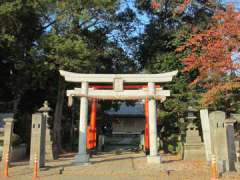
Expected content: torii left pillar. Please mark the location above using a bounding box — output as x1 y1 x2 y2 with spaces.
74 81 89 164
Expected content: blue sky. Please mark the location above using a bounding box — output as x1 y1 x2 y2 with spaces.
223 0 240 10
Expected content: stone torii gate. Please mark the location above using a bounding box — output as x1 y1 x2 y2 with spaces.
60 70 178 164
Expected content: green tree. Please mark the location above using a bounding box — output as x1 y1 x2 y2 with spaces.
0 0 138 156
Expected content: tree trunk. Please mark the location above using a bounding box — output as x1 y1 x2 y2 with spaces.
53 76 65 159
13 94 21 115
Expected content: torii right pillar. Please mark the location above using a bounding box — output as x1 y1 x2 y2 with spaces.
147 82 161 164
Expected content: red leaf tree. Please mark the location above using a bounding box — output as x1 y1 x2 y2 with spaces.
177 5 240 105
151 0 213 10
151 0 191 10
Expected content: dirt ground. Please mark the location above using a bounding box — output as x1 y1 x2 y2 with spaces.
0 151 240 180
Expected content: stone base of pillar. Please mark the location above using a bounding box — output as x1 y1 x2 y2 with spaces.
73 153 89 165
183 143 205 160
217 159 235 173
147 155 161 164
235 162 240 172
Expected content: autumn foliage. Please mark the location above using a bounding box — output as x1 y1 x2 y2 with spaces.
151 0 161 9
151 0 214 10
151 0 191 10
177 5 240 105
151 0 217 15
177 0 191 13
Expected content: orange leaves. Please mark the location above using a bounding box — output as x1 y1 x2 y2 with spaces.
151 0 191 11
237 12 240 21
151 0 160 9
177 5 240 105
202 81 240 105
177 0 191 14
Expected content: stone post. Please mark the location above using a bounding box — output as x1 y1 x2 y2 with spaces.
209 111 237 173
231 114 240 171
147 82 161 164
200 109 212 161
38 101 53 161
74 81 89 164
235 137 240 171
1 117 14 166
30 113 46 168
225 118 237 171
209 111 226 174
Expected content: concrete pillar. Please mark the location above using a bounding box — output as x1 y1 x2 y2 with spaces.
147 82 161 164
200 109 212 161
1 117 14 166
74 81 89 164
30 113 46 168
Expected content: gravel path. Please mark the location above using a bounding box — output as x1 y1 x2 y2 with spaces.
0 152 239 180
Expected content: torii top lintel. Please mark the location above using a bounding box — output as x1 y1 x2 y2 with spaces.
59 70 178 83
